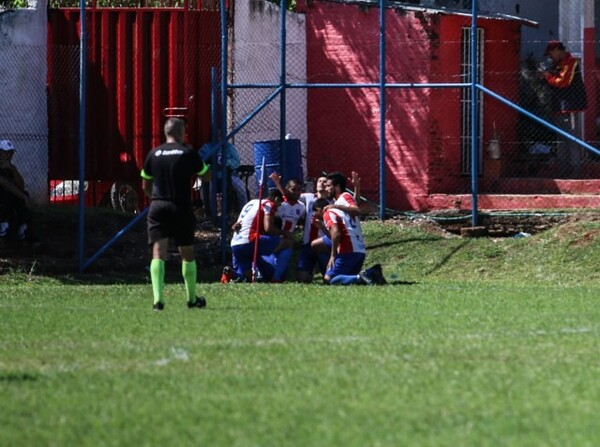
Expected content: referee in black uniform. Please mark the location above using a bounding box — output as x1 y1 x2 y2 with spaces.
141 118 210 311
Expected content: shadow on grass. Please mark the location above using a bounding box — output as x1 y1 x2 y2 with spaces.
0 372 39 383
424 239 472 275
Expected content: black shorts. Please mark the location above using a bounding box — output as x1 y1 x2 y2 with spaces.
147 200 196 246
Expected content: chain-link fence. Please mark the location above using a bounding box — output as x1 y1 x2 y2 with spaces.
2 0 599 269
231 0 600 214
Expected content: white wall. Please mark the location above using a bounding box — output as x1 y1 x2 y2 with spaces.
0 1 48 203
231 0 307 187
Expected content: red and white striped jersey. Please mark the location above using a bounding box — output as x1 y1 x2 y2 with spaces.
231 199 278 247
323 208 366 254
334 191 357 208
277 198 306 234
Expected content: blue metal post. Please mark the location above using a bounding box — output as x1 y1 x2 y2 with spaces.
379 0 386 220
210 67 218 224
78 0 87 273
470 0 479 227
280 0 287 174
219 0 228 263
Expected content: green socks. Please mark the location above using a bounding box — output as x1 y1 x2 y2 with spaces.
150 259 165 305
182 260 197 303
151 259 197 305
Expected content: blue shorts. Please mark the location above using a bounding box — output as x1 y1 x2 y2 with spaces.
231 235 280 280
325 252 365 279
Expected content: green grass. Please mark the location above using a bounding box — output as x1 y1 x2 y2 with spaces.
2 218 600 446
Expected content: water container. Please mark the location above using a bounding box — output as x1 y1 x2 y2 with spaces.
253 140 281 191
281 139 303 183
253 139 303 193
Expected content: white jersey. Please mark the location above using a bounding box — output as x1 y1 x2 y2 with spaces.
276 199 306 234
299 192 331 244
230 199 277 247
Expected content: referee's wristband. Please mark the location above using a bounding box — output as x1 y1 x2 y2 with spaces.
197 163 209 176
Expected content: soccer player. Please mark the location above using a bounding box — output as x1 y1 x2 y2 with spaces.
308 171 362 278
324 171 361 217
268 173 306 282
296 175 331 283
141 118 211 311
312 171 385 285
230 188 290 282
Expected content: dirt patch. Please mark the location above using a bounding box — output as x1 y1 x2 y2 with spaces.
0 207 222 278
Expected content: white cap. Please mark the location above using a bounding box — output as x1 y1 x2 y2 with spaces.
0 140 15 151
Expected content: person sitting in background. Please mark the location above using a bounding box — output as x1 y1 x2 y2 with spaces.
0 140 34 246
199 141 243 217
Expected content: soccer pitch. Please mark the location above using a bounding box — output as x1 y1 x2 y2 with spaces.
2 280 600 447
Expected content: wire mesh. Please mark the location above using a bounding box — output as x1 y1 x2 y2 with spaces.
3 0 600 269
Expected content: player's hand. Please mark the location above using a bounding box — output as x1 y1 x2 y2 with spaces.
327 256 335 271
351 171 360 186
232 222 242 233
269 172 282 185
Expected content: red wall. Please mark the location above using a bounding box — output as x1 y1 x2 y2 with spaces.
300 1 521 211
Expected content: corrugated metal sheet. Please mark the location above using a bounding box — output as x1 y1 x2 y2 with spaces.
47 6 221 189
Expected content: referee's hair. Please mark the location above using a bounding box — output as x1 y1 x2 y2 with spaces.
164 117 185 138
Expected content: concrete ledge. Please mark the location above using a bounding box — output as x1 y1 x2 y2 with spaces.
428 194 600 211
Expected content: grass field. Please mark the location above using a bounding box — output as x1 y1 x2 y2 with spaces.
2 217 600 446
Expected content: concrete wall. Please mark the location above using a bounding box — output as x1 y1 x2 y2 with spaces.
0 1 48 203
231 0 307 191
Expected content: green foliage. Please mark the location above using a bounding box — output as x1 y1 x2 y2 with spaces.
0 0 29 9
266 0 297 12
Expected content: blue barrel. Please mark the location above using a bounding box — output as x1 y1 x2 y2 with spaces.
253 139 303 192
280 139 303 183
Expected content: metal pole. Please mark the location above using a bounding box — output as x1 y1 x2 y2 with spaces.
379 0 386 220
280 0 287 176
210 67 218 224
470 0 479 227
78 0 87 273
219 0 228 264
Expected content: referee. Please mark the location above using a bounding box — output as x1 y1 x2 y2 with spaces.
141 118 210 311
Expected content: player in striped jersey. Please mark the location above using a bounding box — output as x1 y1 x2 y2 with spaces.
230 189 290 282
312 172 386 285
324 171 361 218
